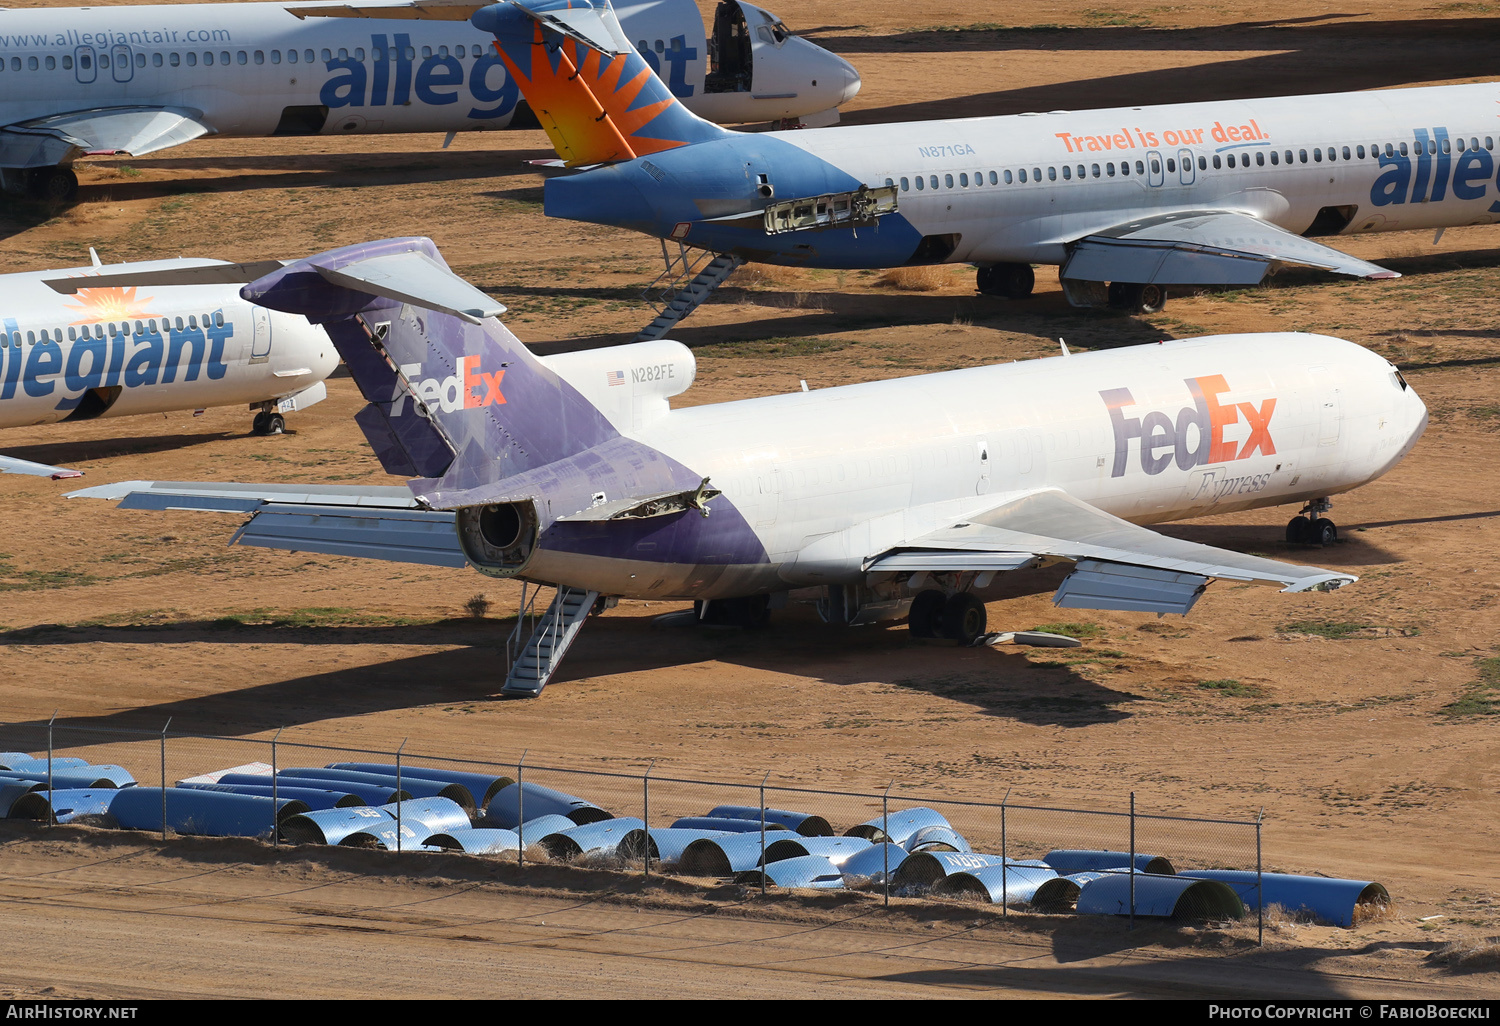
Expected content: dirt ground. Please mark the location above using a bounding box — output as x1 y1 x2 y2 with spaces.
0 0 1498 1000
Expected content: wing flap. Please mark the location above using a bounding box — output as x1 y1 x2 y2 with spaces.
1053 560 1209 615
1062 210 1397 286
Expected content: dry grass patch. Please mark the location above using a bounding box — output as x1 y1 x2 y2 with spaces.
874 266 951 291
1435 933 1500 969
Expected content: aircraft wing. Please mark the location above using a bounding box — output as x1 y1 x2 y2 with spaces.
1061 210 1398 287
865 488 1354 615
67 480 467 568
1 455 83 480
285 1 484 21
0 106 211 169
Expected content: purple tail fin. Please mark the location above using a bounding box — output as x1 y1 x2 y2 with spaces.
244 238 618 492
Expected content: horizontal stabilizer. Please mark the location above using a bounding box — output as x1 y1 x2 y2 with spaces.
1053 560 1209 615
66 480 421 510
1062 210 1397 286
43 261 285 295
231 504 465 568
310 250 506 324
0 455 83 479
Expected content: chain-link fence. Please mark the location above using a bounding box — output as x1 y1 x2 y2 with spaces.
1 718 1266 941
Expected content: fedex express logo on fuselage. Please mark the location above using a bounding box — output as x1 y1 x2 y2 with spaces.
397 356 504 415
1100 375 1275 478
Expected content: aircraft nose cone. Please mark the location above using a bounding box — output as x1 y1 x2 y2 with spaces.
836 54 861 106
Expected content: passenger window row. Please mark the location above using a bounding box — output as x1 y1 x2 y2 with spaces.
2 311 225 348
885 134 1500 193
0 44 485 73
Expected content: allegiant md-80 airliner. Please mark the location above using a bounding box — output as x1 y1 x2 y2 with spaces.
412 0 1500 331
0 0 859 200
0 254 336 478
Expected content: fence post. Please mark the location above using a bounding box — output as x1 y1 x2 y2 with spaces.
1257 806 1264 947
160 717 172 841
1128 791 1136 931
882 779 893 909
759 771 770 897
642 760 655 881
271 727 284 848
395 738 407 853
517 750 528 870
46 711 56 828
1001 786 1011 920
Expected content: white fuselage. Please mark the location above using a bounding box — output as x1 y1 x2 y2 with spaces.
0 0 856 159
782 81 1500 262
0 258 336 428
530 333 1427 599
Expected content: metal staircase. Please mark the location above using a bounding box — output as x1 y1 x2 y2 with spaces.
501 585 600 698
633 247 744 343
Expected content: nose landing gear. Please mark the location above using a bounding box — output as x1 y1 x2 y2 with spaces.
1286 498 1337 546
251 410 286 436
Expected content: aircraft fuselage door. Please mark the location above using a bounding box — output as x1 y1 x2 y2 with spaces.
1147 150 1164 187
1178 148 1195 185
251 308 272 363
74 46 96 84
111 44 133 83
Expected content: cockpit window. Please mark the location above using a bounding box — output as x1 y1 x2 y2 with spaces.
1392 368 1409 391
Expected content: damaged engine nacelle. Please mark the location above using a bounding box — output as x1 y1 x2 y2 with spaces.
455 500 540 577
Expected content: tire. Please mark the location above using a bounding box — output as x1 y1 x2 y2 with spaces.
940 592 987 645
908 590 946 639
251 412 269 436
27 166 77 204
1108 282 1166 314
1285 517 1309 544
977 262 1034 298
266 413 286 435
1311 517 1337 546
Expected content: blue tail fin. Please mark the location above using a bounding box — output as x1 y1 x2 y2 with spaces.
471 0 729 166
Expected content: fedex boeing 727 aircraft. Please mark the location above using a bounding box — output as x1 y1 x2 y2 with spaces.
76 237 1428 697
421 0 1500 332
0 0 859 201
0 254 335 477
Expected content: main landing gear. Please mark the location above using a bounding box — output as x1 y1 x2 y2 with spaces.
251 410 286 436
976 262 1035 299
908 589 988 645
1107 281 1166 314
1286 497 1337 546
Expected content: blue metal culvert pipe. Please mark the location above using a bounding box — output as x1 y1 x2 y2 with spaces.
485 782 613 828
329 764 515 808
1077 873 1245 919
678 833 784 876
1030 872 1109 911
0 766 136 789
735 855 845 890
1178 871 1389 928
540 817 646 859
281 805 395 845
763 836 872 867
905 825 971 853
512 814 579 846
1044 849 1176 875
704 805 834 836
839 842 910 886
340 821 430 850
378 797 472 835
0 755 88 772
8 788 118 824
935 865 1060 905
671 817 793 834
845 807 951 845
616 828 733 862
177 783 367 811
219 772 408 806
108 787 305 837
0 779 44 817
280 768 475 818
425 827 522 854
892 851 1009 889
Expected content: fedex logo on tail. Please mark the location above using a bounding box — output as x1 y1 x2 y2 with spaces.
1101 375 1276 478
396 356 505 416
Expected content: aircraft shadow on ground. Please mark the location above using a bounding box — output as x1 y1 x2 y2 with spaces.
1 431 240 466
827 19 1500 123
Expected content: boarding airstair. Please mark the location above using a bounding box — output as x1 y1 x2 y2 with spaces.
633 246 744 342
501 585 600 697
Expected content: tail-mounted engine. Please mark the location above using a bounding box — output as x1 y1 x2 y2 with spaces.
455 500 540 577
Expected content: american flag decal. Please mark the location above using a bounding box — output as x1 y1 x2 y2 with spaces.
607 370 626 386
